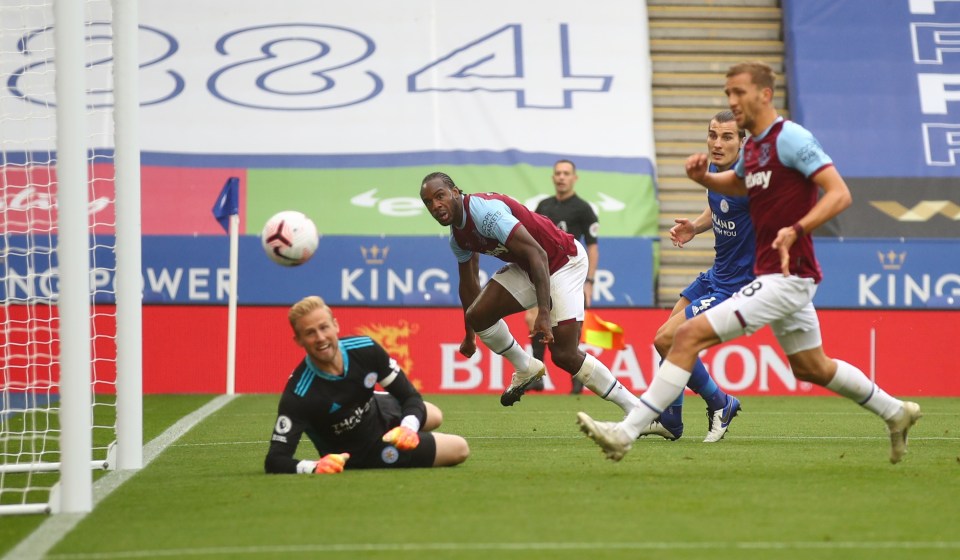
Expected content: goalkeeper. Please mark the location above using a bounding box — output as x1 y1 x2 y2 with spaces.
264 296 470 474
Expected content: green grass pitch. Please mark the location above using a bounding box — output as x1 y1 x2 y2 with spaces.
2 394 958 560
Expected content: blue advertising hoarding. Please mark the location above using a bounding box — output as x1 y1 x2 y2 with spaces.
815 238 960 308
5 235 955 309
0 235 656 307
783 0 960 178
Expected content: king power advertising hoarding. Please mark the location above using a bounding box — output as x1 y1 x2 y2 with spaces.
0 235 656 307
2 235 958 309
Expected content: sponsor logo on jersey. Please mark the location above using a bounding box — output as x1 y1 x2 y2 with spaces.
381 445 400 464
711 213 739 237
274 415 292 435
479 210 504 237
797 140 824 164
332 401 370 435
485 242 509 258
745 170 772 190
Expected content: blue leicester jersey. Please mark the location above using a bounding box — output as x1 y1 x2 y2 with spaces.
707 163 755 294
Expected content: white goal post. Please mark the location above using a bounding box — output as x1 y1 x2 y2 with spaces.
0 0 142 515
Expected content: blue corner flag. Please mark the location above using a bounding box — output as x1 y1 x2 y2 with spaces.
212 177 239 233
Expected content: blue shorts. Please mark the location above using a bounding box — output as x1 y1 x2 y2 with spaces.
679 271 738 320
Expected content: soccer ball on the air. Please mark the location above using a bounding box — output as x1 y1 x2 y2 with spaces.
260 210 319 266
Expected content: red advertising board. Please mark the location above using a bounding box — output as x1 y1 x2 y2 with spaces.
141 166 247 235
0 164 117 234
0 164 247 236
3 306 954 396
139 306 957 397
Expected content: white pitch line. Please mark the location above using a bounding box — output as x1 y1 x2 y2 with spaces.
427 410 960 417
167 433 960 448
42 540 960 559
4 395 236 560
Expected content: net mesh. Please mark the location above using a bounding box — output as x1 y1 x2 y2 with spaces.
0 0 118 514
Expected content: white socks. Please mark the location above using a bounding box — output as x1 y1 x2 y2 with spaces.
826 359 902 421
621 360 691 439
573 353 641 413
475 320 532 372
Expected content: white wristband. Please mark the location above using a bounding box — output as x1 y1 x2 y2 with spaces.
400 415 421 432
296 460 317 474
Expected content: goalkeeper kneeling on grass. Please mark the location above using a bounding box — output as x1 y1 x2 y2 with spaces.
264 296 470 474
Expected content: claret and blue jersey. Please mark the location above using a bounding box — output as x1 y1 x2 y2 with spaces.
735 117 832 283
449 192 576 274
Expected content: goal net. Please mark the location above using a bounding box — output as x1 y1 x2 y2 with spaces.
0 0 141 515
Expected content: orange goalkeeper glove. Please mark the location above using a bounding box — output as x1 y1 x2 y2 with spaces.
314 452 350 474
382 426 420 451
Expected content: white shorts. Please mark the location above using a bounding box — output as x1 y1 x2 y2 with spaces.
704 274 823 355
492 240 587 327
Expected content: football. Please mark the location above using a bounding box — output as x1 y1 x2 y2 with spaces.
260 210 319 266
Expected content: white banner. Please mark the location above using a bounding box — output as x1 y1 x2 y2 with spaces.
1 0 654 163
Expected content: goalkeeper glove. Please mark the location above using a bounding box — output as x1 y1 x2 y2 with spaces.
314 452 350 474
382 426 420 451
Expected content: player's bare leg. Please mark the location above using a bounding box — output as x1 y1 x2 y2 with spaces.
552 321 640 414
423 402 443 431
464 280 546 406
431 432 470 467
788 347 921 463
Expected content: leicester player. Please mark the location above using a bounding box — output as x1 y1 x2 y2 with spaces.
264 296 470 474
638 110 751 443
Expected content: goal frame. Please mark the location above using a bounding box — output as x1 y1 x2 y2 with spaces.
0 0 142 516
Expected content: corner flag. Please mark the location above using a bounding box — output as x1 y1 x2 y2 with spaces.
212 177 239 233
211 176 241 394
580 311 625 350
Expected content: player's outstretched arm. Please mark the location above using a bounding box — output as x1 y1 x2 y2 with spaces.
685 153 710 183
671 207 712 248
685 153 746 196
